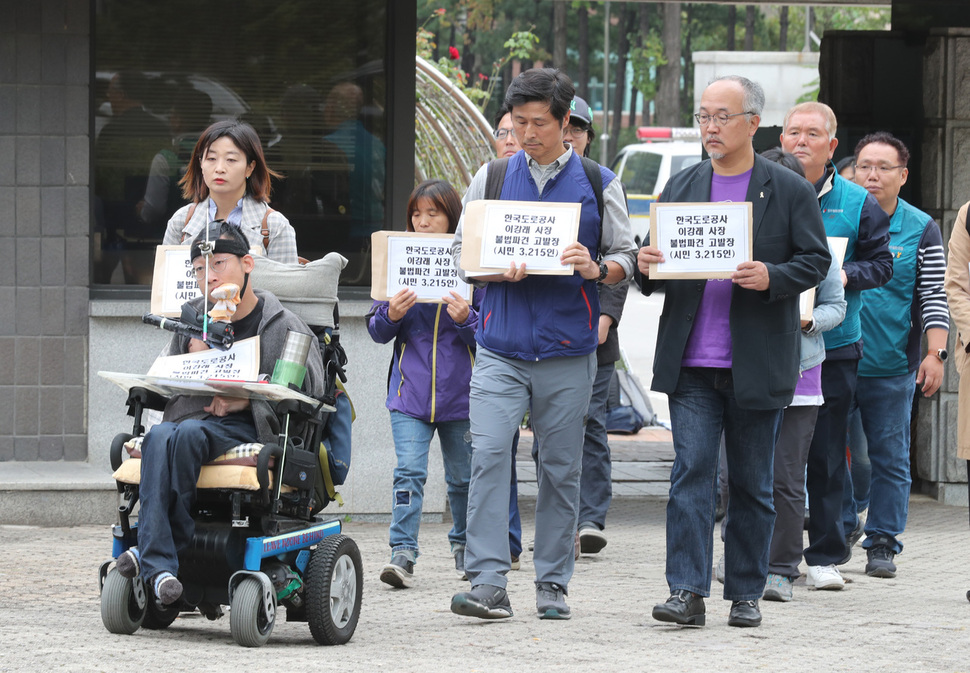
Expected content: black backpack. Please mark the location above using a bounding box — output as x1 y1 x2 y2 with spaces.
484 155 605 221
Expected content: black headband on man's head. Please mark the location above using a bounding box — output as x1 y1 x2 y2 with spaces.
190 220 251 261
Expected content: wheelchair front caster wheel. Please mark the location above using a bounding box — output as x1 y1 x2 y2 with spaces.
101 568 146 635
230 576 276 647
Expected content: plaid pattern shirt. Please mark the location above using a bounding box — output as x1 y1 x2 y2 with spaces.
164 195 299 263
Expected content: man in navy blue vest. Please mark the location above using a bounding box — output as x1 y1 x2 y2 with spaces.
449 68 636 620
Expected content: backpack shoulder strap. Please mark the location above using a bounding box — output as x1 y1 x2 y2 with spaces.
579 156 606 258
261 207 275 251
484 158 510 201
579 156 605 223
179 203 199 243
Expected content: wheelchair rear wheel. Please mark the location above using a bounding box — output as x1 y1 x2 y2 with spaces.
305 534 362 645
101 569 146 635
229 576 276 647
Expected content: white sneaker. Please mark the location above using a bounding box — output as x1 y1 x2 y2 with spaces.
807 564 845 590
715 554 725 584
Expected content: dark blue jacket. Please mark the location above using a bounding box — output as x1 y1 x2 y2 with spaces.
477 151 613 361
640 154 831 410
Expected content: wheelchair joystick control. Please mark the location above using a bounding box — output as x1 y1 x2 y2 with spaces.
271 330 312 389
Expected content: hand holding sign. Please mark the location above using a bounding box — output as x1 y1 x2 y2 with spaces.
443 291 470 324
732 260 770 291
648 202 753 279
560 241 598 280
388 288 418 322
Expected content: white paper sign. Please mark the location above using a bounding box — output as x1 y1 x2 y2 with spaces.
386 235 471 301
147 336 260 381
650 202 752 278
479 203 579 272
151 246 202 317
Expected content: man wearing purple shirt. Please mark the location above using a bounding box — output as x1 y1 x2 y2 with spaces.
637 76 830 628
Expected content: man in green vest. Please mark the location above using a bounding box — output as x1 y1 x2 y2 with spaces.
845 132 949 578
780 102 893 591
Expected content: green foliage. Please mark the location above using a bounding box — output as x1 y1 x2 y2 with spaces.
417 6 538 113
796 77 820 104
628 30 665 103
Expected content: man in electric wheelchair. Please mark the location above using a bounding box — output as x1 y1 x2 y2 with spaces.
101 220 360 646
117 219 327 603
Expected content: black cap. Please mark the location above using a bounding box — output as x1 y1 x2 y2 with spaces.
569 96 594 130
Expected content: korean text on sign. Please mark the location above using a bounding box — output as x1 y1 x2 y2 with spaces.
386 236 471 301
480 203 579 272
650 202 752 278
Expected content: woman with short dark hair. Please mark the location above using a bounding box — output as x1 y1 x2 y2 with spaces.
163 120 299 263
367 179 480 589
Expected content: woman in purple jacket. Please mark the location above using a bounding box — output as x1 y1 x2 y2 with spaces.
367 179 480 589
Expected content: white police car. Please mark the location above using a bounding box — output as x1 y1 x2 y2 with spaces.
610 127 703 245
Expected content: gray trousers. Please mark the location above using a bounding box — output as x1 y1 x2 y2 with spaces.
768 404 819 578
464 347 595 590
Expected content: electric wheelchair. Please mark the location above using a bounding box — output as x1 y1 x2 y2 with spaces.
98 252 360 648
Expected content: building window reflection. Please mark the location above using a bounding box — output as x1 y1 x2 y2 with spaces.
93 0 387 287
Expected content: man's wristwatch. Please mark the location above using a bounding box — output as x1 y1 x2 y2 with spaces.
935 348 948 362
597 262 609 282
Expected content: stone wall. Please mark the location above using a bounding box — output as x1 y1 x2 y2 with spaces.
918 28 970 505
0 0 91 463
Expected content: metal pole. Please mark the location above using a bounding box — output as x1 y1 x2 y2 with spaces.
803 5 811 52
600 1 611 165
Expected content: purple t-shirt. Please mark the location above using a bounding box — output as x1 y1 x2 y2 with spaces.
795 363 822 406
681 169 753 369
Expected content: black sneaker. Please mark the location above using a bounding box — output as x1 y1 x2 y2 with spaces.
865 543 897 578
536 581 570 620
453 546 467 580
380 554 414 588
838 517 865 565
578 525 607 554
451 584 513 619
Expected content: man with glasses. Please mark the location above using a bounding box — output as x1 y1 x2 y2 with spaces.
114 220 325 607
780 102 893 591
846 132 948 578
638 76 830 627
493 104 522 158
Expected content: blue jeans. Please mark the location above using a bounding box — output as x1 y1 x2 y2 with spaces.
138 414 258 583
855 372 917 553
579 363 615 530
509 430 522 558
388 410 472 559
666 368 781 601
841 404 871 536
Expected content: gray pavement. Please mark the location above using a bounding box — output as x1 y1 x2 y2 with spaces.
1 493 968 672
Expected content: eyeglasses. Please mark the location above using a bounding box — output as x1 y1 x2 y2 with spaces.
192 256 234 279
694 111 755 126
854 164 905 175
493 128 515 140
564 126 590 138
